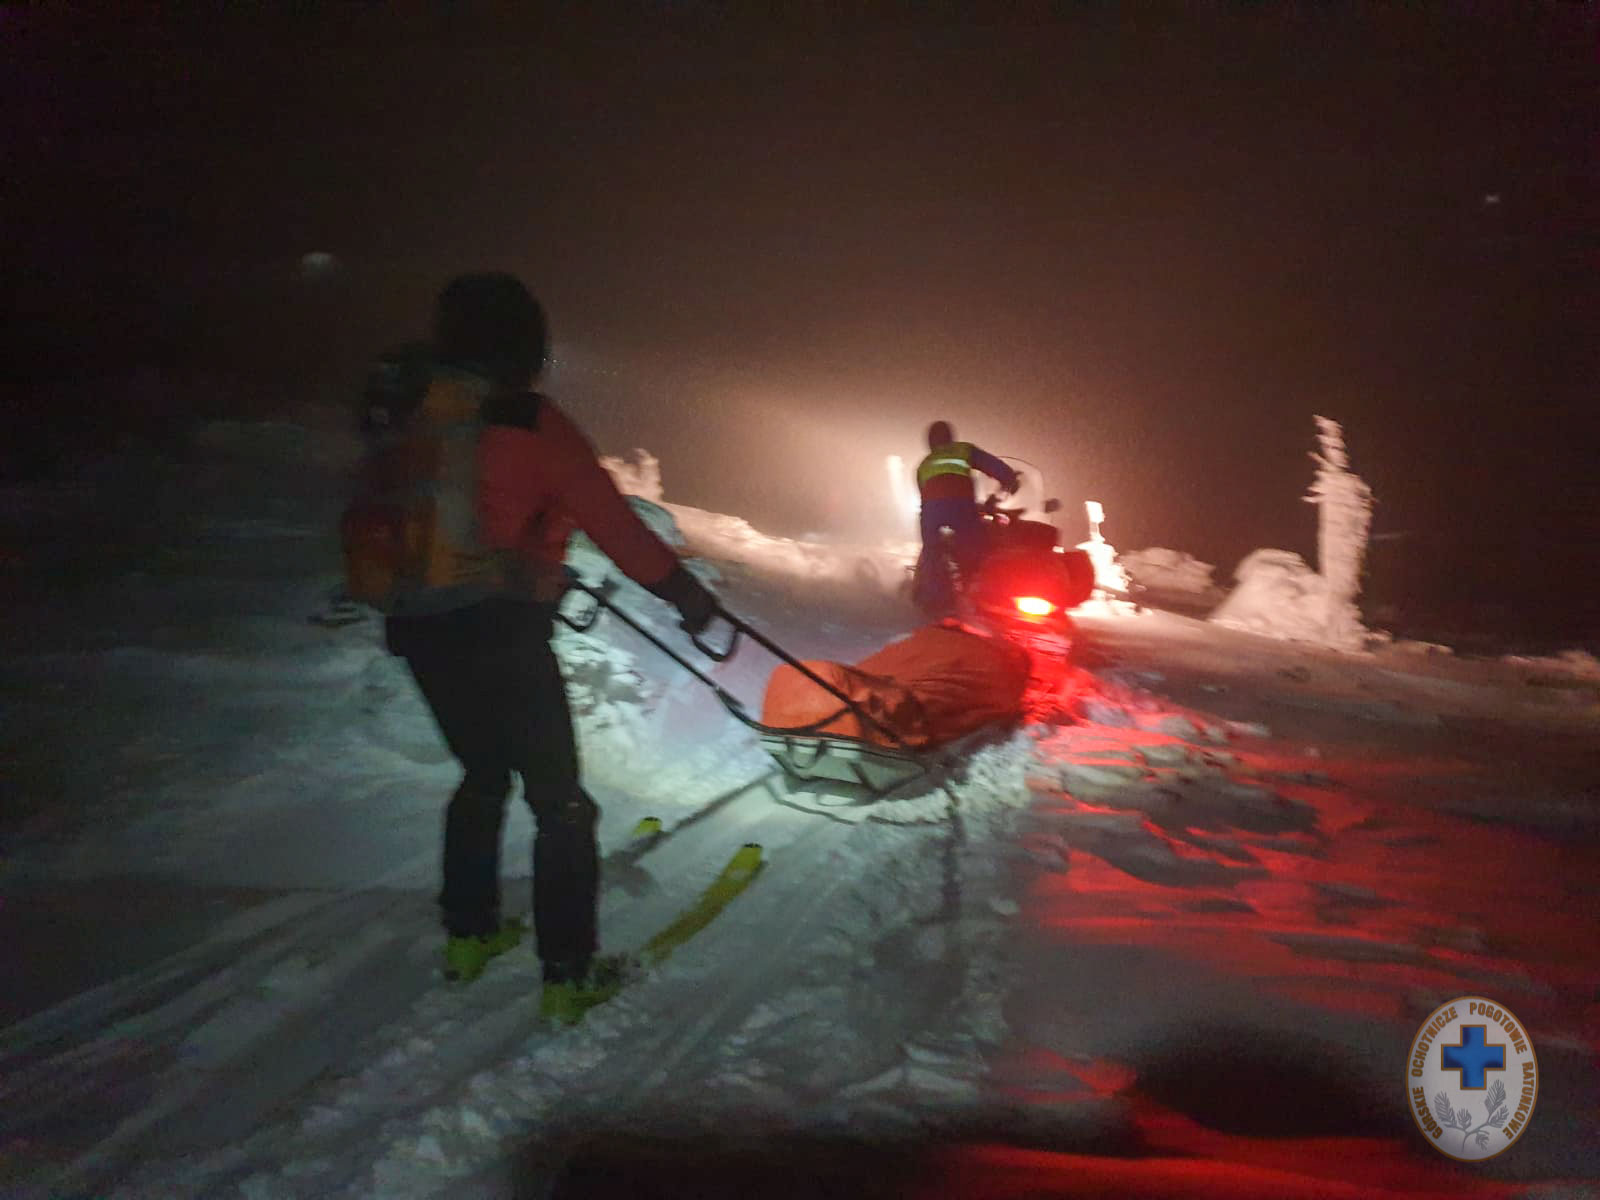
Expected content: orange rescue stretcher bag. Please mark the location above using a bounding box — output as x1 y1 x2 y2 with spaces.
760 624 1031 752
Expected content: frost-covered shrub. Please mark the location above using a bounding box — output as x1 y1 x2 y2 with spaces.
1209 417 1376 649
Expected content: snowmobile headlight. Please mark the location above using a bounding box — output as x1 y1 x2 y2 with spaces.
1014 596 1056 617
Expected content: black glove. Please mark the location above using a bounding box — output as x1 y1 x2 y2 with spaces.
648 562 719 635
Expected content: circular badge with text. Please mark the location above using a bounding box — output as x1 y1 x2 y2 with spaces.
1407 996 1538 1161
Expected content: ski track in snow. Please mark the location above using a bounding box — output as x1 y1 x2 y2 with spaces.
2 420 1597 1198
34 742 1048 1199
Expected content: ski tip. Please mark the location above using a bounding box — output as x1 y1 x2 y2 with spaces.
631 816 664 838
728 843 764 871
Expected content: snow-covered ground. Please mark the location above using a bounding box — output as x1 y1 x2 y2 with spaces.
2 414 1597 1199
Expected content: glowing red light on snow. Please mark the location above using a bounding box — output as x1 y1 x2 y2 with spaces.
1014 596 1056 617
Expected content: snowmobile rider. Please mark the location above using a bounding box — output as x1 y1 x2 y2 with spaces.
385 272 718 1024
913 420 1021 615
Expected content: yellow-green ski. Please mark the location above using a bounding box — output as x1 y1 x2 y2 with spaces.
638 843 764 967
541 841 764 1026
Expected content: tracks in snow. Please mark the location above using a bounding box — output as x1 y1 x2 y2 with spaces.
9 764 954 1199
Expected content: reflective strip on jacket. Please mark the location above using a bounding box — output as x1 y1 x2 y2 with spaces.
915 441 1017 503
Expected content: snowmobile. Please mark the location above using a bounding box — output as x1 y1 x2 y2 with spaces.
912 484 1097 660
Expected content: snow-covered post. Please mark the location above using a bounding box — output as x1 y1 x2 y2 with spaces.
1077 499 1130 597
1303 416 1374 649
1085 499 1104 542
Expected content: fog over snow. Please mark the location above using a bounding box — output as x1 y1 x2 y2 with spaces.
1 412 1597 1199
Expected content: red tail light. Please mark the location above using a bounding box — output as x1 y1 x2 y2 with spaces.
1015 596 1056 617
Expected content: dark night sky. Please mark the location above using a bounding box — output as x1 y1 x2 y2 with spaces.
5 5 1596 638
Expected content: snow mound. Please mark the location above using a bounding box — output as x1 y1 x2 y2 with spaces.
667 503 914 599
1210 549 1336 644
598 447 665 504
1502 648 1600 679
1120 547 1221 600
596 444 914 603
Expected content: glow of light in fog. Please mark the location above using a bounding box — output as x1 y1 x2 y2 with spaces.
886 454 920 519
297 251 341 281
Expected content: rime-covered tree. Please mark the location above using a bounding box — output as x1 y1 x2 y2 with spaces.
1304 416 1374 649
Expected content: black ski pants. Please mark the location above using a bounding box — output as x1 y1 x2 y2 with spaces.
389 599 598 978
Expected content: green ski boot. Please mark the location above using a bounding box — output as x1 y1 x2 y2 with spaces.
443 918 526 983
539 955 632 1026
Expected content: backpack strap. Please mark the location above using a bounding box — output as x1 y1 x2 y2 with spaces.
481 390 545 431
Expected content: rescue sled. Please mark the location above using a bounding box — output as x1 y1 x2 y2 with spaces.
558 577 1031 796
755 621 1033 792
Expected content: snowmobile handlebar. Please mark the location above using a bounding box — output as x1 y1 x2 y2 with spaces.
979 492 1027 523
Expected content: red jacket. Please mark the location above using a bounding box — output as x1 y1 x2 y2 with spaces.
477 394 677 601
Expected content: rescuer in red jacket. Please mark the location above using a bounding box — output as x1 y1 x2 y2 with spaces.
385 273 716 1023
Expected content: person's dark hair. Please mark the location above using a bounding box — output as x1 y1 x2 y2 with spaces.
433 272 548 388
927 420 955 449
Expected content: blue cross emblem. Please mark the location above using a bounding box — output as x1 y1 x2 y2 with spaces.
1441 1025 1505 1089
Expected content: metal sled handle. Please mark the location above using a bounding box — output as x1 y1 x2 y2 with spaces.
556 575 621 633
561 577 753 723
563 575 921 758
782 736 826 770
711 612 921 755
689 616 741 662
